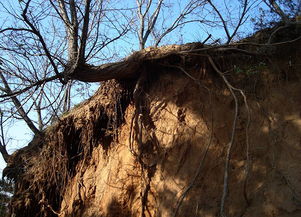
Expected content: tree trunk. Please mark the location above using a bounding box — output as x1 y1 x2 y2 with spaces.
70 61 141 82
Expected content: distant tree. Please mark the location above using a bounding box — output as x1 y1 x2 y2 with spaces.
254 0 301 29
206 0 254 44
135 0 207 49
263 0 300 23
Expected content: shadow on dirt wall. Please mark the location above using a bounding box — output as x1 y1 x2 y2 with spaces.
60 53 301 217
60 57 301 217
138 65 301 217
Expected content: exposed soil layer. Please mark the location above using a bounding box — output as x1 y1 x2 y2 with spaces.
5 30 301 217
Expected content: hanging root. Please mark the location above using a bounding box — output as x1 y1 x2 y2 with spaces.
173 124 213 217
241 90 251 206
129 71 147 157
172 67 213 217
207 55 251 217
128 70 156 217
165 60 251 216
128 54 252 217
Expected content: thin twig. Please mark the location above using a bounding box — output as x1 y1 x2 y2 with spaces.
202 34 212 44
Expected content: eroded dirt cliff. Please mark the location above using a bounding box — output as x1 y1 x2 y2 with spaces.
4 31 301 217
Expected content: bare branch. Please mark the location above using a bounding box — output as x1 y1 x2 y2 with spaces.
0 73 61 98
49 0 71 27
0 111 10 163
0 70 41 135
78 0 91 63
67 0 79 61
21 0 65 84
207 0 253 44
229 0 249 43
136 0 164 49
263 0 290 24
154 0 203 46
142 0 163 46
207 0 231 41
0 27 33 34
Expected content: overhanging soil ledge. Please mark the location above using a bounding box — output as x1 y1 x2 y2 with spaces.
4 32 301 217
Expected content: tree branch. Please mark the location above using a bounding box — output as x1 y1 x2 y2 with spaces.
70 61 140 82
49 0 71 28
264 0 290 24
0 70 41 135
0 27 33 34
142 0 163 46
21 0 65 84
0 73 61 98
68 0 79 61
207 0 231 41
78 0 91 63
0 111 10 163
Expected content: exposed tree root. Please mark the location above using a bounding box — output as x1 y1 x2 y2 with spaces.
129 71 147 157
139 57 252 217
171 67 213 217
128 70 158 217
173 123 213 217
207 55 251 217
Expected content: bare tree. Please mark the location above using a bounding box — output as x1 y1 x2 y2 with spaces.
153 0 208 46
206 0 256 44
262 0 292 24
254 0 301 26
136 0 165 49
0 0 131 140
252 0 300 43
135 0 208 49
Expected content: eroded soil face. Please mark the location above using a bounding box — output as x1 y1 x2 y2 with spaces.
7 39 301 217
61 69 301 217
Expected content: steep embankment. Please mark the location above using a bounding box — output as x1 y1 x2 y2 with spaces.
5 31 301 217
